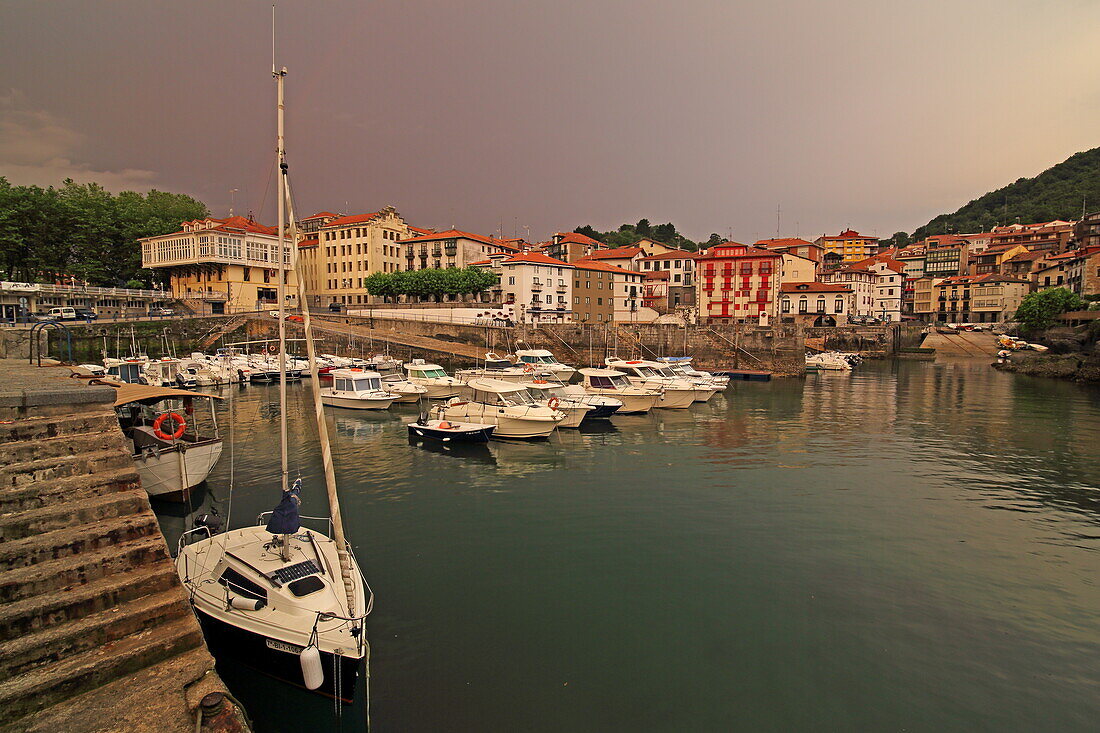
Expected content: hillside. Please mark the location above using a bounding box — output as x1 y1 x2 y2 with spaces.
911 147 1100 240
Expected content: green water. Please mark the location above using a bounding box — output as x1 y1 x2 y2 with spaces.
155 361 1100 732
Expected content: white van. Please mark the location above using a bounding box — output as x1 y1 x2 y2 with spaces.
45 307 78 320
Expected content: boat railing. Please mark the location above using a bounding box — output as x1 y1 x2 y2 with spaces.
255 511 335 537
177 525 214 553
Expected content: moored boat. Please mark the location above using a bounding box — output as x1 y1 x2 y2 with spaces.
320 368 398 410
434 378 564 438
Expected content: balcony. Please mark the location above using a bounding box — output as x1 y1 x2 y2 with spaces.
431 248 442 257
530 283 543 291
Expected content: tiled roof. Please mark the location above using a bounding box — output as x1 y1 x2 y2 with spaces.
398 229 520 251
555 232 602 246
755 238 816 249
297 237 319 249
325 212 381 227
1004 250 1047 262
695 243 781 260
819 229 873 241
502 252 573 267
781 282 853 293
302 211 338 220
572 259 639 276
407 225 435 236
578 246 643 260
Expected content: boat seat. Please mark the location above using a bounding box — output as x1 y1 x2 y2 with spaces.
131 425 175 450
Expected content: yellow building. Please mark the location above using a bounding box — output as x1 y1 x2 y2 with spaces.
140 216 297 314
815 229 880 263
298 206 413 307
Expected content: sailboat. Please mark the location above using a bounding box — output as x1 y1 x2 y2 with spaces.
175 58 372 703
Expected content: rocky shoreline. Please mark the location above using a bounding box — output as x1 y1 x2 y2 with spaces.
993 350 1100 383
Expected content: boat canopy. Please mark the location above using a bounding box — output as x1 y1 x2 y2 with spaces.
580 367 631 377
108 383 223 407
465 377 528 393
330 368 383 379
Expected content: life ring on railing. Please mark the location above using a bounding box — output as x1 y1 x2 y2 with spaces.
523 364 535 373
153 412 187 440
548 397 561 410
532 379 548 384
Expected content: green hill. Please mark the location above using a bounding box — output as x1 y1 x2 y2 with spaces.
911 147 1100 241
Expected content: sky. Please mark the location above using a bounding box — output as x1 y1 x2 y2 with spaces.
2 0 1099 243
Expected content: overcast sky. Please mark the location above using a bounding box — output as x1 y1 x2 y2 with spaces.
2 0 1099 242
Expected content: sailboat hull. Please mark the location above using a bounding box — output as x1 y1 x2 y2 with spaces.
193 606 361 703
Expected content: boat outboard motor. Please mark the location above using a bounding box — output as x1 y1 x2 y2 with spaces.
194 513 223 536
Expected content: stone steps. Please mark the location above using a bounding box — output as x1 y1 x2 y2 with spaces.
0 412 119 445
0 532 168 604
0 429 125 467
0 466 140 514
0 509 161 572
0 563 181 642
0 586 191 678
0 488 149 544
0 615 204 726
0 448 134 489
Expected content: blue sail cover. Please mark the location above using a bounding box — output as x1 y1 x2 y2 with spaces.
265 478 303 534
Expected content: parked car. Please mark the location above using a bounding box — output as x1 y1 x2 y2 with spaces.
73 307 97 321
268 311 304 322
328 302 344 312
45 306 78 321
148 307 175 317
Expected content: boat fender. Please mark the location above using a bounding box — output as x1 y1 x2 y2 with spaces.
228 595 265 611
153 412 187 440
438 421 452 429
547 397 561 410
300 645 324 690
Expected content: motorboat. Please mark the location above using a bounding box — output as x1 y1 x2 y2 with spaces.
655 356 729 389
111 383 223 501
603 358 698 408
434 378 564 438
177 61 371 705
577 368 661 414
103 357 146 384
522 378 622 419
520 380 594 428
645 361 718 402
404 360 463 399
454 354 530 383
320 368 398 410
805 352 851 371
142 357 185 387
510 349 577 380
407 416 495 443
380 374 429 403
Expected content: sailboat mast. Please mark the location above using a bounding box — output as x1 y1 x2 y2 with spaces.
275 64 289 495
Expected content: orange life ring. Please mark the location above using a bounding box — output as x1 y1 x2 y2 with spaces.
548 397 561 410
532 379 548 384
153 412 186 440
523 364 535 373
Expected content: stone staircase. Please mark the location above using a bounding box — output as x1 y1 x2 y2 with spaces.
0 365 228 731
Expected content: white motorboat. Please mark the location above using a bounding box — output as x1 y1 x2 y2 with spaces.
177 60 371 705
805 352 851 371
320 368 398 410
646 361 718 401
520 380 594 428
142 357 184 387
111 384 223 501
510 349 577 380
603 358 698 408
103 357 147 384
454 353 530 383
434 378 564 438
655 356 729 389
405 360 463 399
522 378 622 419
380 374 429 403
578 368 661 414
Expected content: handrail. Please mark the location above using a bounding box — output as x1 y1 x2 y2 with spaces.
28 320 73 365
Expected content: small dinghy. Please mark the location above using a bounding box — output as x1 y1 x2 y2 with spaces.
407 415 495 443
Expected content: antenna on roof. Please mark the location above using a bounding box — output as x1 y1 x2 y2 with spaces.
271 4 276 76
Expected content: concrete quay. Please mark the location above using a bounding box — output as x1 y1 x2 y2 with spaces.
0 360 246 732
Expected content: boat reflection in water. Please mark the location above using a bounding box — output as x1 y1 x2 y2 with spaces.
407 433 497 465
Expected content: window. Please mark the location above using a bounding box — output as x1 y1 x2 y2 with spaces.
545 295 552 304
798 297 807 313
574 296 580 304
508 277 515 285
816 297 826 312
243 267 250 281
585 297 591 304
781 297 790 313
835 299 844 312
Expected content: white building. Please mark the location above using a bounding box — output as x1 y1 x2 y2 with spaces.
819 267 876 317
779 282 855 325
478 252 574 324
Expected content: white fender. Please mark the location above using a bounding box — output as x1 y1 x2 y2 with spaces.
300 644 324 690
228 595 264 611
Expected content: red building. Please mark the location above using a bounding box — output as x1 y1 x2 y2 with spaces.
695 242 782 322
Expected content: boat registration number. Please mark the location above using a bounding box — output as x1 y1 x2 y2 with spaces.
265 638 304 655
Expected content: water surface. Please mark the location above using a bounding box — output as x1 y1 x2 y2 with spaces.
156 360 1100 732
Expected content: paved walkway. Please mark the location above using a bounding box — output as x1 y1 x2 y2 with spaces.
922 330 1000 357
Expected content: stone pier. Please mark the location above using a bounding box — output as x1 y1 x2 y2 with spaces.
0 360 245 732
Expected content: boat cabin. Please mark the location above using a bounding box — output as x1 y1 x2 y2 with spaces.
464 379 537 407
514 350 562 366
581 369 635 390
330 368 384 393
407 363 449 379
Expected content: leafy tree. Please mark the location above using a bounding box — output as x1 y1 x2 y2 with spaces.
572 220 699 251
705 233 723 250
573 225 602 242
1014 287 1086 331
883 232 910 248
635 219 651 237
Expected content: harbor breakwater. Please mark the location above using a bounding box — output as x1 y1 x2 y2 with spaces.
1 316 923 377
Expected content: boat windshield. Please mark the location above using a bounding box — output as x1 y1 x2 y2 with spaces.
637 366 661 377
414 368 447 378
609 375 633 388
653 366 678 377
503 388 537 406
353 378 381 391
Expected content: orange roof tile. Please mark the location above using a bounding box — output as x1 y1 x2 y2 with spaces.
577 246 643 260
325 212 381 227
572 260 639 276
502 251 573 267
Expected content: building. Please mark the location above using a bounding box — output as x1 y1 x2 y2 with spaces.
819 267 876 317
850 256 905 322
911 277 935 320
636 251 696 310
641 271 669 312
815 229 879 264
477 251 573 324
695 242 781 323
988 220 1075 255
140 215 297 313
924 243 968 278
401 229 520 273
0 281 170 322
1072 212 1100 249
934 275 1031 323
570 259 642 323
896 245 927 316
778 282 854 326
971 243 1027 275
1063 246 1100 297
757 238 824 264
544 232 604 262
1001 249 1052 279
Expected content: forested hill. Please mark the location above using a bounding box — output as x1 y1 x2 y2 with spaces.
911 147 1100 240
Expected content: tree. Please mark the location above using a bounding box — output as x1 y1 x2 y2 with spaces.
1014 287 1086 331
635 219 651 237
705 233 723 250
573 225 602 242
